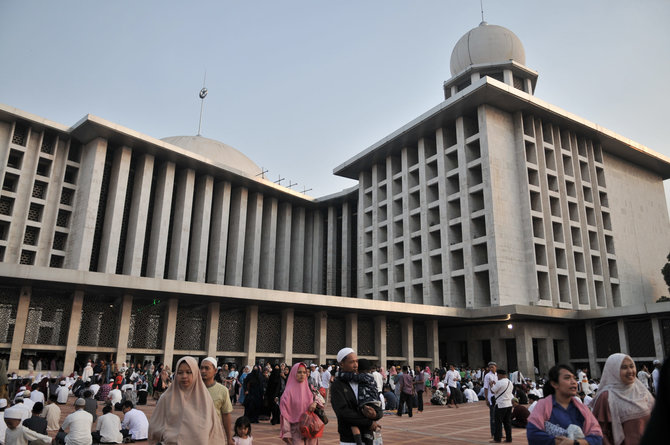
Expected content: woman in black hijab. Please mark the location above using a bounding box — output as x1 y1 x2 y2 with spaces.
243 366 264 423
264 365 283 425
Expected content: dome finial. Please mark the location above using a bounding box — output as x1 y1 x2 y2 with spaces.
480 0 485 23
197 70 207 136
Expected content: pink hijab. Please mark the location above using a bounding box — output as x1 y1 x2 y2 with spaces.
148 356 225 445
280 363 314 424
528 395 602 437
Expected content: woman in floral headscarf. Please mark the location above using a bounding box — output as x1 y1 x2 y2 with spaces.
591 353 655 445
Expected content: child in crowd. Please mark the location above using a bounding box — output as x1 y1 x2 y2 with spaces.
233 416 253 445
336 358 383 445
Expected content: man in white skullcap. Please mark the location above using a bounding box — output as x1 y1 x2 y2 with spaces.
3 404 53 444
199 357 234 445
330 347 381 445
0 398 8 443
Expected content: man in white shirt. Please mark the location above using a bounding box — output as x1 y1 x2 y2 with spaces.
58 398 93 445
309 364 321 389
121 401 149 441
371 365 384 409
444 364 461 405
637 364 651 390
483 361 498 437
89 382 100 397
56 381 69 404
21 392 35 411
491 369 514 443
463 386 478 403
651 360 661 395
29 385 45 405
94 405 123 444
320 365 332 403
108 387 122 409
0 398 7 443
509 370 524 385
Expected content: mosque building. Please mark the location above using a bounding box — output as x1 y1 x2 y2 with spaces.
0 21 668 378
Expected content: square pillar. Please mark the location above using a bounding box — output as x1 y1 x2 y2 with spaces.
584 321 600 378
374 315 387 368
515 325 534 378
281 308 294 365
244 305 259 366
401 317 413 367
427 320 440 370
315 311 328 365
63 291 84 374
617 319 628 354
205 302 220 358
651 317 664 360
536 338 554 379
345 313 357 353
8 286 32 372
162 298 179 369
115 294 134 364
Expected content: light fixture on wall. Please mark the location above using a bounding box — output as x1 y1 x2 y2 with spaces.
507 323 513 330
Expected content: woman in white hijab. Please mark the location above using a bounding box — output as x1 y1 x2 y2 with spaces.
591 353 654 445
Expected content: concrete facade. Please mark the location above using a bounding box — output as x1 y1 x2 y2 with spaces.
0 22 669 379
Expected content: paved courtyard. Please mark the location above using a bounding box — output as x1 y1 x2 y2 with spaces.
52 394 530 444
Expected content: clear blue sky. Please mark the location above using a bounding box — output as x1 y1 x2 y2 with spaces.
1 0 669 199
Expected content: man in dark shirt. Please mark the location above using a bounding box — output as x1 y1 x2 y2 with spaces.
397 366 415 417
511 398 530 428
23 402 48 435
83 390 97 421
331 347 381 444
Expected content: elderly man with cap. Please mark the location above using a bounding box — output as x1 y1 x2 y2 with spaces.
56 398 92 445
330 347 381 445
483 361 498 438
200 357 234 445
3 404 53 444
55 380 69 405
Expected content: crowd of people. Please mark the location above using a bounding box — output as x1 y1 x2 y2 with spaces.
0 351 666 444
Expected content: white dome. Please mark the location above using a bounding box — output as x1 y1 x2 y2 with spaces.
161 135 262 177
450 22 526 76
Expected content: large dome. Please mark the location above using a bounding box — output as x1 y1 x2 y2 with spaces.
161 135 262 177
450 22 526 76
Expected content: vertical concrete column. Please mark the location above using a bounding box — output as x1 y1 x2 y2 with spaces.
617 319 628 354
274 203 292 290
187 175 214 282
66 138 108 270
289 207 306 292
417 138 433 304
205 302 220 358
385 159 396 301
162 298 179 369
357 172 367 299
651 316 664 360
400 148 412 302
243 192 264 288
455 117 474 308
259 197 278 289
63 291 84 374
584 321 600 378
115 294 133 364
536 338 554 379
146 162 175 278
326 206 338 295
435 128 451 306
374 315 387 368
8 286 31 372
225 187 248 286
427 320 440 370
207 181 232 284
370 166 379 299
281 309 295 364
311 211 324 294
303 211 315 293
167 169 195 281
515 324 534 378
345 313 358 352
315 311 328 365
244 305 259 366
466 336 482 370
98 146 132 273
401 317 414 367
5 128 39 263
557 339 570 365
123 153 155 276
341 202 352 297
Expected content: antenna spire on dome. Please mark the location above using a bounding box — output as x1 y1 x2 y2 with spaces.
197 70 208 136
480 0 485 23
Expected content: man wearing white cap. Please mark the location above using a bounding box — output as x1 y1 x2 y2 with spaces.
0 398 7 444
330 347 381 445
3 404 53 444
56 381 69 404
652 359 662 395
57 398 93 445
200 357 234 445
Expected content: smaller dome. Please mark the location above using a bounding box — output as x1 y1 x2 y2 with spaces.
161 135 262 177
450 22 526 76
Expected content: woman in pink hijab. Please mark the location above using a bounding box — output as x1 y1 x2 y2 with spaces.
279 362 322 444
